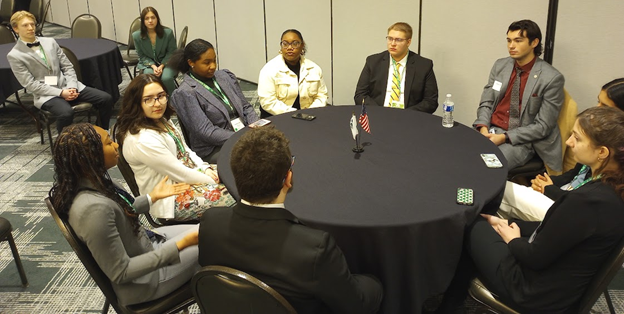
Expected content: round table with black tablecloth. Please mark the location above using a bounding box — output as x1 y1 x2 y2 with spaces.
0 38 123 104
217 106 508 314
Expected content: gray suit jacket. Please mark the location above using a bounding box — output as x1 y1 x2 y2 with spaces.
7 37 85 109
170 71 259 159
69 183 180 305
473 57 565 171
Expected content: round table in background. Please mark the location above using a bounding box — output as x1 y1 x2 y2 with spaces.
0 38 123 104
218 106 508 313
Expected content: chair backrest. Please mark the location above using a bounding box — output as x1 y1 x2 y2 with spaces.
29 0 44 24
111 124 140 197
44 197 125 314
175 118 192 148
0 0 15 22
191 265 297 314
0 26 16 44
555 89 578 174
71 14 101 39
577 235 624 313
127 17 141 51
35 0 51 36
177 26 188 50
59 46 82 81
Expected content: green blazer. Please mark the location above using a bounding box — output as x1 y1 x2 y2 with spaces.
132 28 177 70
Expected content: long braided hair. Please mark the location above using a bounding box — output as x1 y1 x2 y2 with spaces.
49 123 141 234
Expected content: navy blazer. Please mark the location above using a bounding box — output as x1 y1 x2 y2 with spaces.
198 203 383 314
170 71 258 159
354 50 438 113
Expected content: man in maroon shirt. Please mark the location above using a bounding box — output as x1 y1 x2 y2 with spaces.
473 20 564 171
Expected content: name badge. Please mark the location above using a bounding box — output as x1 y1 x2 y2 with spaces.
44 76 58 86
231 117 245 132
492 81 502 91
389 101 405 109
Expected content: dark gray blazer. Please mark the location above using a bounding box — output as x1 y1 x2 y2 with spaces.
473 57 565 171
7 37 86 109
170 71 258 159
354 50 439 113
198 203 383 314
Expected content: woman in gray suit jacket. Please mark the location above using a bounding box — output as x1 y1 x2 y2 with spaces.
133 7 177 93
49 123 200 306
169 39 259 163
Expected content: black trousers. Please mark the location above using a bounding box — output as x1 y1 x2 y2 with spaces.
41 87 113 133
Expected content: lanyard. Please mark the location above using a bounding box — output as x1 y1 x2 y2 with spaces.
391 57 405 90
162 121 186 156
567 165 599 190
190 73 235 112
37 46 52 73
116 192 137 213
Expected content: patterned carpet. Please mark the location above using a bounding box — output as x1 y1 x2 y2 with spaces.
1 23 623 314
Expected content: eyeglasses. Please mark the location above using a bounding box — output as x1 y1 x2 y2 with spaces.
386 36 407 44
280 41 301 49
143 93 168 107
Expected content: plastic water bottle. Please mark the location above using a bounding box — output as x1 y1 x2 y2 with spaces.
442 94 454 128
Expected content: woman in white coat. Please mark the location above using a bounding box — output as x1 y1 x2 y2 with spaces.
258 29 328 116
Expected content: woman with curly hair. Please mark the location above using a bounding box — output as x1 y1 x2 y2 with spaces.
49 123 199 306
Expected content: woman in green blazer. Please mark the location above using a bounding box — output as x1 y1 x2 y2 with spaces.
132 7 177 93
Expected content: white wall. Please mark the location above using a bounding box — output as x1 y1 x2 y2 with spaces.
332 0 421 106
213 0 265 82
265 0 332 103
420 0 549 126
172 0 216 48
553 1 624 112
45 0 623 115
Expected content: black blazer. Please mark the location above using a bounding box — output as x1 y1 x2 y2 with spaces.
198 203 383 314
354 50 438 113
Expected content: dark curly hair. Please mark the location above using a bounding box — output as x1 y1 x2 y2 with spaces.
577 106 624 199
508 19 542 57
49 123 141 234
116 74 174 144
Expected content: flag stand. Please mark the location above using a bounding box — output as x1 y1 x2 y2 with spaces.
352 133 364 153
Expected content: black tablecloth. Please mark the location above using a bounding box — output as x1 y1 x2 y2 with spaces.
217 106 508 313
0 38 123 103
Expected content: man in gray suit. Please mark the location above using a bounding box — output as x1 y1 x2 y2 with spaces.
474 20 564 171
7 11 113 133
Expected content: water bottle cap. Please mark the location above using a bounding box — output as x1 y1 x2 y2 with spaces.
446 94 452 97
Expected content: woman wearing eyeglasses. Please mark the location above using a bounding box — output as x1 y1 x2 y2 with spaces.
116 74 232 221
258 29 328 116
169 39 259 164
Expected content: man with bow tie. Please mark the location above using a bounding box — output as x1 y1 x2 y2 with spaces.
7 11 113 134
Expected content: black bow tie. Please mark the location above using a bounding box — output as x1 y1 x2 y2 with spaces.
26 42 40 48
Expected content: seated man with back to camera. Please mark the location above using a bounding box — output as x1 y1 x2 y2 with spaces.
198 126 383 314
473 19 565 171
7 11 113 134
354 22 438 113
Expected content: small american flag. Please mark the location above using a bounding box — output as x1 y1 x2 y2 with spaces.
359 103 371 133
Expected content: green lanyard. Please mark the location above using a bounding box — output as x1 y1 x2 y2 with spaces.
37 45 51 73
567 165 600 191
116 192 137 213
189 73 235 112
162 121 186 155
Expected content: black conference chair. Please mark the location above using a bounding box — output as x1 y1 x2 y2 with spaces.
0 0 15 29
38 46 95 149
506 154 545 184
30 0 50 37
191 265 297 314
71 14 101 39
0 216 28 287
177 26 188 50
45 197 195 314
121 17 141 78
469 235 624 314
